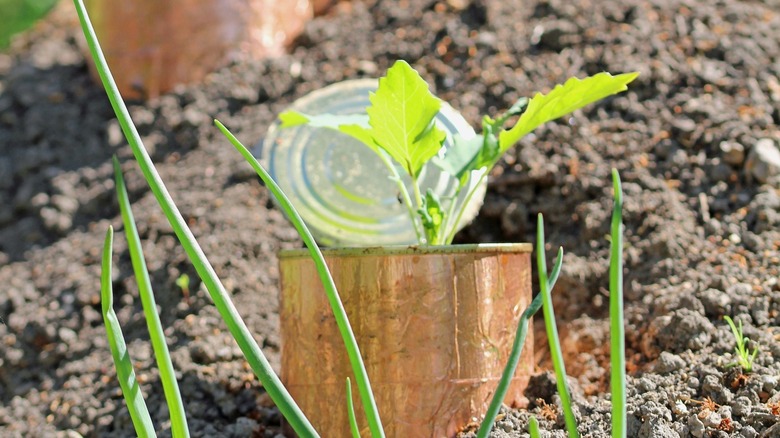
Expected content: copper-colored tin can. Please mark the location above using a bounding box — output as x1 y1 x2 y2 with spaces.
279 244 533 437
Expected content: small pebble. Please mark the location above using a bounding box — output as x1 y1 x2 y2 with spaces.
655 351 686 374
688 414 705 438
720 141 746 166
745 138 780 184
730 396 752 417
761 375 778 393
739 425 758 438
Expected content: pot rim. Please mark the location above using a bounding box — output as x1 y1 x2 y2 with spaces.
278 242 532 259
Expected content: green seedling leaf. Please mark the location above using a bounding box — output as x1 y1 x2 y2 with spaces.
339 124 383 154
502 97 530 119
279 111 370 130
433 134 484 181
366 60 446 177
498 72 639 154
100 226 157 437
114 158 190 438
279 61 446 178
528 416 541 438
724 316 758 373
418 189 444 244
0 0 58 49
278 110 311 127
175 273 190 294
346 378 360 438
278 111 378 154
471 119 502 173
537 214 579 438
609 169 626 438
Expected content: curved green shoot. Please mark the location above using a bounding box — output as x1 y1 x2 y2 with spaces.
346 378 360 438
113 157 190 437
215 120 385 438
537 213 579 437
73 1 318 436
528 416 541 438
100 226 157 438
609 169 626 438
476 246 563 438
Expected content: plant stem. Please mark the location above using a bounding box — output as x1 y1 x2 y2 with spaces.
100 227 157 437
376 150 421 243
411 174 426 243
346 378 360 438
609 169 626 438
412 175 424 213
114 158 190 438
528 416 541 438
438 183 464 245
445 169 487 244
537 214 579 438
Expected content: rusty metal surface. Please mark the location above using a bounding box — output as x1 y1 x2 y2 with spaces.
279 245 533 437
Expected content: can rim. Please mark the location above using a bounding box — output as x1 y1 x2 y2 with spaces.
278 242 533 258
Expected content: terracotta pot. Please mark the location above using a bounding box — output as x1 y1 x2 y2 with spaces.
83 0 312 99
278 244 534 437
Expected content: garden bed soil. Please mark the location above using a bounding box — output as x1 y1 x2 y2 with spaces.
1 0 779 437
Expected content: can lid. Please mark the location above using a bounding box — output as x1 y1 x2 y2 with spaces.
256 79 485 247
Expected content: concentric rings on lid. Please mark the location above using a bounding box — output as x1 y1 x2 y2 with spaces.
257 79 485 247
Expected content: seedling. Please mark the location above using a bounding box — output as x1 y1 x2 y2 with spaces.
528 416 541 438
724 315 758 373
281 60 637 245
175 273 191 303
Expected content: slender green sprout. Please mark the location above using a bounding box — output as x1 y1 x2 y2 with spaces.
609 169 626 438
476 245 563 438
215 120 385 437
73 1 318 436
100 226 156 437
537 213 579 437
175 274 190 296
724 316 758 372
346 378 361 438
113 157 190 437
528 416 541 438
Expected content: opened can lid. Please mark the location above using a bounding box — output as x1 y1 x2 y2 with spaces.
256 78 485 247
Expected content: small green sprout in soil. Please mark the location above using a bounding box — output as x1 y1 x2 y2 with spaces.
281 60 637 245
175 273 191 302
724 315 758 372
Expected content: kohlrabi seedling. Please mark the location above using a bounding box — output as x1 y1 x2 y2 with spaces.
280 60 638 245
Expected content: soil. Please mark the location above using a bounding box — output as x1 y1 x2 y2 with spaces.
1 0 780 437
